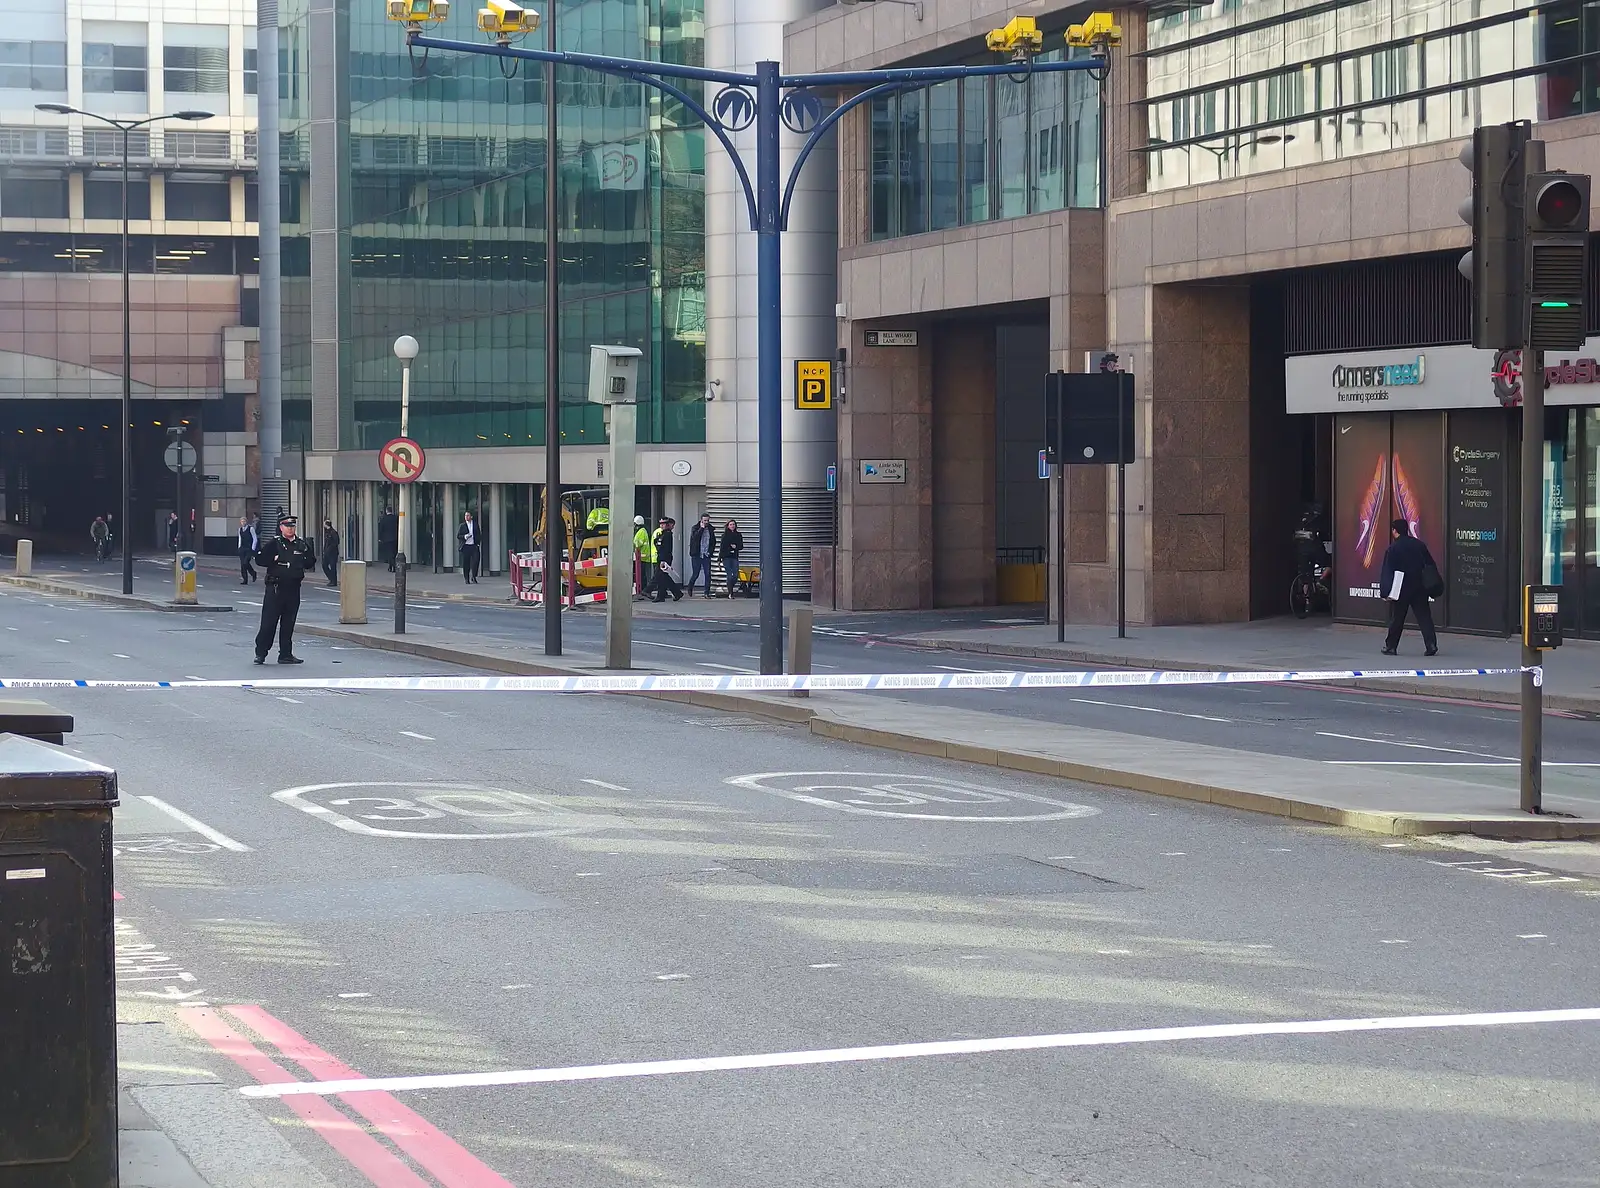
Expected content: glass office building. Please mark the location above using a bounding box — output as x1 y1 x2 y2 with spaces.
279 0 706 455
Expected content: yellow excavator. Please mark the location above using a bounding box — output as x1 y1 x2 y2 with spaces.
534 487 610 592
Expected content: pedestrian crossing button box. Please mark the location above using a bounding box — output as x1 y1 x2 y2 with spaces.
1524 584 1563 650
0 737 119 1185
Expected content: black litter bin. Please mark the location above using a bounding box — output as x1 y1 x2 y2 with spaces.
0 735 119 1187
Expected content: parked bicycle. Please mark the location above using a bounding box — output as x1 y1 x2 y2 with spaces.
1290 504 1332 618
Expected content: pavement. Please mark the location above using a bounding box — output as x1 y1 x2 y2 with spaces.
7 554 1599 840
2 584 1599 1186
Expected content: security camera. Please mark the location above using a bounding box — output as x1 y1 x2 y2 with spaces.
478 0 539 36
387 0 448 24
704 378 722 402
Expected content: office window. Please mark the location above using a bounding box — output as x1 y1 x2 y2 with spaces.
83 44 147 94
1031 50 1067 213
897 90 926 237
962 75 989 223
165 178 232 221
870 93 895 239
165 45 230 94
995 73 1029 219
84 178 152 220
0 41 67 91
927 80 960 232
244 48 258 96
0 176 69 218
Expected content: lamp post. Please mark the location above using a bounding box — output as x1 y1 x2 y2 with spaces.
36 103 212 594
392 9 1114 671
392 334 420 569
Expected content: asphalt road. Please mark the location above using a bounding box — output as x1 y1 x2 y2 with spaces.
5 586 1600 1187
35 554 1600 806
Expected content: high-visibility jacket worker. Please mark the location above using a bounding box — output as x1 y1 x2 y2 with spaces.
587 506 610 531
632 515 653 563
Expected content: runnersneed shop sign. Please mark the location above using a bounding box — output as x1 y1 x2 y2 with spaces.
1286 340 1600 414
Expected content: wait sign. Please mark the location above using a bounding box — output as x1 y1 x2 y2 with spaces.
794 359 834 410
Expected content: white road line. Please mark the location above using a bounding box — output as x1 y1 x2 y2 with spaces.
55 638 70 644
699 663 757 674
931 664 986 673
399 731 435 741
277 696 302 704
637 640 702 652
237 599 261 607
581 779 630 792
241 1006 1600 1099
1070 697 1232 724
136 796 251 852
113 653 131 659
1325 761 1600 768
1316 731 1512 761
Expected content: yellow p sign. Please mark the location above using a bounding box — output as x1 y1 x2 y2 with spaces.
794 360 833 410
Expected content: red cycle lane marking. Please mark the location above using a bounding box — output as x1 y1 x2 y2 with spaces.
180 1008 433 1188
224 1004 515 1188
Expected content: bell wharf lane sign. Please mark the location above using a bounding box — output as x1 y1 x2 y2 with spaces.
864 330 918 347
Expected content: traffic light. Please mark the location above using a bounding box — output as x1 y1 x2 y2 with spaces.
1457 122 1533 350
1523 170 1591 351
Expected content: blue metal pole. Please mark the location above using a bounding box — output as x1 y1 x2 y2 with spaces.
756 60 783 675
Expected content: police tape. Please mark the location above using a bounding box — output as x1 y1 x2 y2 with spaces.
0 666 1539 693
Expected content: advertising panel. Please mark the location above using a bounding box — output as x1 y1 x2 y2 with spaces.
1333 414 1392 622
1447 410 1512 633
1391 411 1447 622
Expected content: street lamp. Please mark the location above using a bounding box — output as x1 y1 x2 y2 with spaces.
392 334 420 572
35 103 212 594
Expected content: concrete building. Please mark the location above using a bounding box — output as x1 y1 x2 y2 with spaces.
0 0 260 554
785 0 1600 640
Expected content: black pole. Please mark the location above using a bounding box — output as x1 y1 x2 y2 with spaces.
1056 462 1066 643
542 3 562 656
755 60 784 675
394 552 407 634
1520 346 1544 813
120 122 133 594
1116 379 1126 640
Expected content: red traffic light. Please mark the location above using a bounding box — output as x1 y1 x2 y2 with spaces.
1536 179 1586 227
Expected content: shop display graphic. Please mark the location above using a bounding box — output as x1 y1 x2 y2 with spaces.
1355 456 1388 570
1393 453 1422 539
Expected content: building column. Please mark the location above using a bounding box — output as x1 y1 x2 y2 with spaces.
441 483 457 570
488 483 504 575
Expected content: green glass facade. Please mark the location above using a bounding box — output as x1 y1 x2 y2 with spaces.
280 0 706 452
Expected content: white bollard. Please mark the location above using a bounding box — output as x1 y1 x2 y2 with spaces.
14 539 32 576
339 559 368 624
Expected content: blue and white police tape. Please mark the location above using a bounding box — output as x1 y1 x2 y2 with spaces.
0 666 1540 693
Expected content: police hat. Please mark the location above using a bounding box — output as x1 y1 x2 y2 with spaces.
279 515 298 527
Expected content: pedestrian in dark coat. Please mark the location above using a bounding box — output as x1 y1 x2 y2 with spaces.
321 519 341 588
378 507 399 571
1380 518 1440 657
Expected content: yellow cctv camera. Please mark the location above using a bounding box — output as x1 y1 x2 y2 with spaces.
1066 12 1122 53
386 0 448 24
478 0 540 37
985 16 1043 58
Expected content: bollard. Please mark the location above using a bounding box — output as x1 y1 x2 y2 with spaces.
14 538 32 576
173 550 198 604
339 559 368 625
0 735 118 1186
394 552 407 634
786 605 814 699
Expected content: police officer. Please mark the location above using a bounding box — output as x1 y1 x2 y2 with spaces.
254 515 317 664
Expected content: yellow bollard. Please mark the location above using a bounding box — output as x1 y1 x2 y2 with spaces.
173 551 198 604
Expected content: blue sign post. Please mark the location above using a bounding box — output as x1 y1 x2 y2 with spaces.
825 464 837 493
392 11 1115 672
1037 450 1050 480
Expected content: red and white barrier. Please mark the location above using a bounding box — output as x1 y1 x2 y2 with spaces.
508 549 612 607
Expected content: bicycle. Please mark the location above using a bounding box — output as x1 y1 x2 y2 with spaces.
1290 560 1331 618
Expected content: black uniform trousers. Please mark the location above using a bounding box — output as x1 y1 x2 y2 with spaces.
256 581 304 659
1385 589 1438 653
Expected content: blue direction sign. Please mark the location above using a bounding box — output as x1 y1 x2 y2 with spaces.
826 464 837 493
1038 450 1050 479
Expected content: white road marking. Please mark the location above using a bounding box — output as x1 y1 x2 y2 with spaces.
1316 731 1512 761
184 675 205 681
113 653 130 658
277 696 302 704
637 640 701 652
699 663 757 674
809 963 841 970
654 973 690 981
1381 843 1409 848
1160 852 1186 857
1070 697 1232 724
399 730 435 741
575 872 602 878
1327 760 1600 767
136 796 251 852
238 599 261 607
931 664 986 673
502 984 533 990
1519 934 1549 939
338 993 371 999
240 1006 1600 1099
55 638 70 644
1096 949 1133 956
1380 939 1409 945
581 779 630 792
